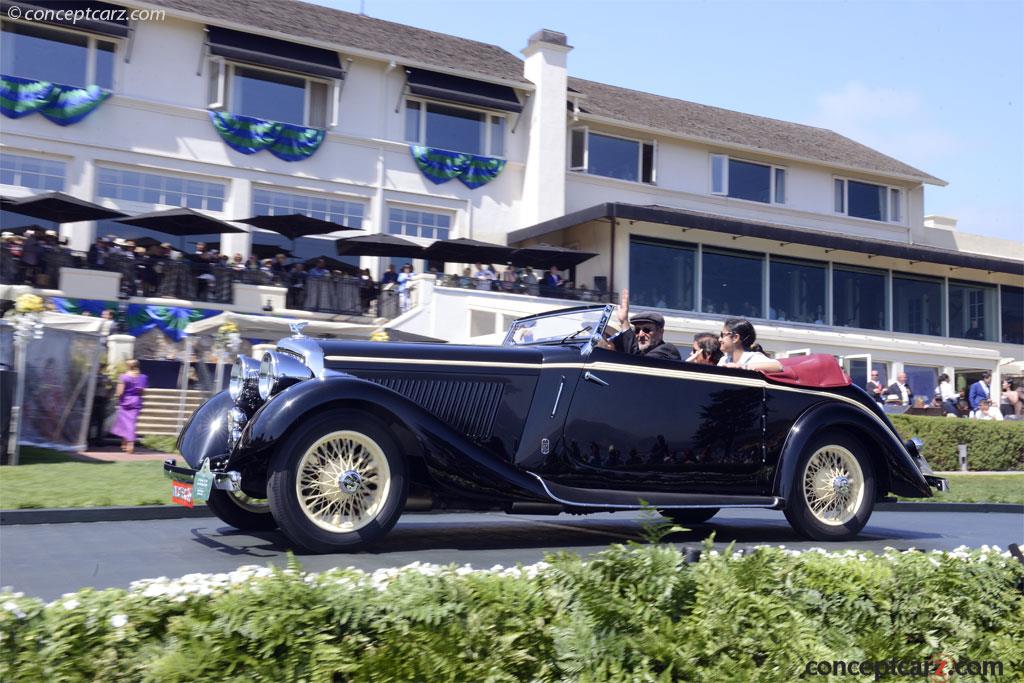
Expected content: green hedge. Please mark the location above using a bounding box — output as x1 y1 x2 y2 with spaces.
3 544 1022 682
889 414 1024 471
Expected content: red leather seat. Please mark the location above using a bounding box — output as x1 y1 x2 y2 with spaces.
763 354 851 388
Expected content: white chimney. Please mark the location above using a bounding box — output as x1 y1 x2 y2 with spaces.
521 29 571 227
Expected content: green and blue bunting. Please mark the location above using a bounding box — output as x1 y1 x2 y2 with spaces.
126 305 218 342
409 145 506 189
1 75 111 125
208 111 325 161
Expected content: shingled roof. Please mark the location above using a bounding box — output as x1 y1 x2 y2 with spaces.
147 0 529 85
144 0 942 185
568 77 944 185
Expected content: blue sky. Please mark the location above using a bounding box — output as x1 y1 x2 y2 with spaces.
316 0 1022 242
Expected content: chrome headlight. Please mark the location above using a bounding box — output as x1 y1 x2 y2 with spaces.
229 355 260 403
257 351 313 401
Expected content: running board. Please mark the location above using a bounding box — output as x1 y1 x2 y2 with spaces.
528 473 784 510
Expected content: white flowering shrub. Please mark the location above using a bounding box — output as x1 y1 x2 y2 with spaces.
1 545 1022 682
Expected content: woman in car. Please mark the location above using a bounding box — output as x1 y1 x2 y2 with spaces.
717 318 783 372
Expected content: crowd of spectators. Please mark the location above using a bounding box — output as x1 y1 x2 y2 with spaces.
866 368 1022 420
440 263 607 302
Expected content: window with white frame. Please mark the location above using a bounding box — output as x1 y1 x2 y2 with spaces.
208 60 333 128
252 187 365 229
570 128 654 183
387 206 451 240
97 167 225 212
710 154 785 204
404 99 505 157
833 177 902 223
0 153 65 191
0 21 115 89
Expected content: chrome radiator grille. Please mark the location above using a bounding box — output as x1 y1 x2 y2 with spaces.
367 377 504 441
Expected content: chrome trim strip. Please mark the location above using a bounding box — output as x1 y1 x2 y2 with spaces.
550 376 565 417
528 472 783 510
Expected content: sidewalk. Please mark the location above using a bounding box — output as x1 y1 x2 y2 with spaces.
70 446 172 463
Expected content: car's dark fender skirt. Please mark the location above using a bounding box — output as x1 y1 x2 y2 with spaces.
773 401 933 500
234 375 552 503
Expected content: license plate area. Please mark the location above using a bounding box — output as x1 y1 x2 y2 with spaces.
171 481 194 508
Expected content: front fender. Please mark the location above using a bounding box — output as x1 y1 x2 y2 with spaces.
773 401 932 501
234 375 549 503
176 390 233 469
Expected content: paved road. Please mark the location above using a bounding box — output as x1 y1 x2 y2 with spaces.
3 509 1022 601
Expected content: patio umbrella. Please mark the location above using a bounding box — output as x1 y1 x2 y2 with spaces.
237 214 361 242
304 255 362 276
422 237 514 264
510 244 598 270
127 236 163 249
5 192 127 222
114 207 245 236
336 233 425 258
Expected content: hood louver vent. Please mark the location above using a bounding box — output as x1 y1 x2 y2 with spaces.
368 377 504 441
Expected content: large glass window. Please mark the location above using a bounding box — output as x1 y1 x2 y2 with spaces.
702 247 764 318
769 257 826 324
832 265 887 330
97 167 225 212
570 129 654 183
1 23 115 89
405 100 505 156
629 238 695 312
948 280 997 341
710 154 785 204
892 272 943 336
904 365 938 405
0 153 65 191
834 178 902 223
1001 285 1024 345
252 188 364 229
232 66 305 126
387 207 451 240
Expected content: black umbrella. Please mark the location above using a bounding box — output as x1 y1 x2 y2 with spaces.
304 255 362 276
336 233 425 258
5 192 127 223
114 207 245 236
237 214 360 242
127 236 164 249
422 237 514 264
510 244 598 270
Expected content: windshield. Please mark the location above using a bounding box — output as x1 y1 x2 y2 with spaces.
503 306 613 346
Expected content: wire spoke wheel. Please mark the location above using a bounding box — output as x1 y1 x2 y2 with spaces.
801 445 864 526
295 430 391 533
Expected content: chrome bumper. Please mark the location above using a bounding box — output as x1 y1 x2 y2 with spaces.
904 438 950 492
162 457 242 492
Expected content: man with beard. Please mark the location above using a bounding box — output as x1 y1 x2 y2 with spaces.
604 289 681 361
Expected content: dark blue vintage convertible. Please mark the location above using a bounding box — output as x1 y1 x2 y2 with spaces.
166 305 948 552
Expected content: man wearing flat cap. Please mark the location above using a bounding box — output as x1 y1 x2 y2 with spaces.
605 289 681 361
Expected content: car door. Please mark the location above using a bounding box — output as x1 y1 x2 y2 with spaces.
549 347 765 494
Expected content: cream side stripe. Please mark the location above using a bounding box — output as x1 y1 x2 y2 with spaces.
324 355 890 431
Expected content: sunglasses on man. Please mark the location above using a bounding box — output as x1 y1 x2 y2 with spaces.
633 326 656 334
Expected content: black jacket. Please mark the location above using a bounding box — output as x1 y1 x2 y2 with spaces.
885 382 913 405
613 328 681 361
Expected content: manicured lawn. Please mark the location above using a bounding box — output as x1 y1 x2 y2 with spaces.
897 472 1024 505
0 447 197 510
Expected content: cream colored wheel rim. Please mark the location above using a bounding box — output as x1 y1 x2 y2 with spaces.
228 490 270 514
296 430 391 533
802 445 864 526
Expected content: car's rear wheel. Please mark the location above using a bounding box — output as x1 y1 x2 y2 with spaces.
205 487 277 531
659 508 719 525
268 410 407 553
784 431 875 541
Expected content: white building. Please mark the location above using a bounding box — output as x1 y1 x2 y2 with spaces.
1 0 1022 399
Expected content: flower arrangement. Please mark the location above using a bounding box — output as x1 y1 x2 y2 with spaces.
213 320 242 352
14 293 44 314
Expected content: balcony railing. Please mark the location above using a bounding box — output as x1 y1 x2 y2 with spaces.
436 273 615 303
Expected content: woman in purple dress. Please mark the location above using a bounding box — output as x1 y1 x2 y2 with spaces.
111 359 148 454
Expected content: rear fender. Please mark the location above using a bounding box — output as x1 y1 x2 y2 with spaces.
234 375 548 502
773 401 932 501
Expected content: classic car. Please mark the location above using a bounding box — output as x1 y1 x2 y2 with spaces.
165 304 948 553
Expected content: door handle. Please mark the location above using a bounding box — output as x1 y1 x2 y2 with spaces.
584 371 609 387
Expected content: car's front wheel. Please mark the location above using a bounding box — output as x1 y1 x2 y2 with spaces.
268 410 407 553
784 431 875 541
205 487 277 531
